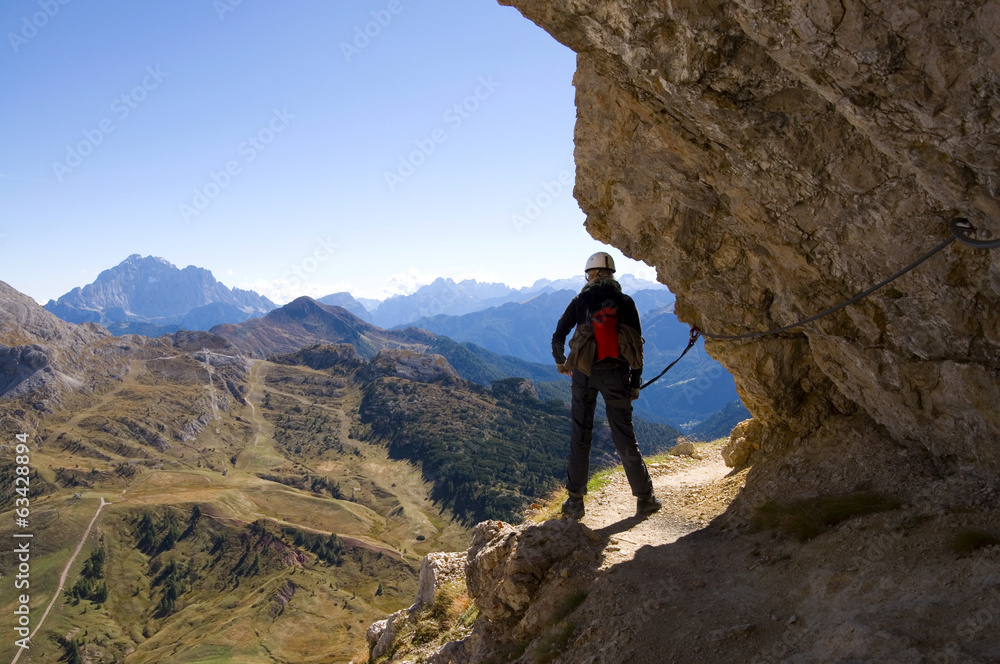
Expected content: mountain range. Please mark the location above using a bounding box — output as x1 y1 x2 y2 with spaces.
207 294 745 432
399 292 744 427
38 255 745 430
209 296 562 388
41 255 672 333
398 288 677 360
358 274 673 328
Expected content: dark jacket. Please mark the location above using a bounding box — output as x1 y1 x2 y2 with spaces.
551 279 643 387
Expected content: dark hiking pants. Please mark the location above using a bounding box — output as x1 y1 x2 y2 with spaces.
566 362 654 498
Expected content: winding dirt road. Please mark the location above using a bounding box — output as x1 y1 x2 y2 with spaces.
11 497 107 664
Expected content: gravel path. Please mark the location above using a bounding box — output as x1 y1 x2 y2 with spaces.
581 444 741 567
545 443 754 664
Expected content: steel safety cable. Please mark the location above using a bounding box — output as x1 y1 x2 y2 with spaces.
699 217 998 342
639 218 998 389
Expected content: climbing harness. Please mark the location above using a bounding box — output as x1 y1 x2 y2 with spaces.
639 217 999 389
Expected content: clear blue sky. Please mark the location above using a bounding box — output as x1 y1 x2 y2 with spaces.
1 0 657 305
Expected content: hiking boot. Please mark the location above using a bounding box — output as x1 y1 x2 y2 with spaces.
636 494 662 516
561 493 585 520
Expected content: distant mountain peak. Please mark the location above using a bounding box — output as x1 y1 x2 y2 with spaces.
317 292 373 323
116 254 181 273
274 296 343 320
44 255 276 333
212 296 431 360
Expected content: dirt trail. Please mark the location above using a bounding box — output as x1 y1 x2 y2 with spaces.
10 498 106 664
581 444 744 567
544 444 757 664
236 358 275 472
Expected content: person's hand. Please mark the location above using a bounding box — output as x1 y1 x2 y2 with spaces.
630 388 640 401
557 363 572 376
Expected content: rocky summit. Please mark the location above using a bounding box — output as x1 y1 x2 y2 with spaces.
500 0 1000 507
44 254 275 330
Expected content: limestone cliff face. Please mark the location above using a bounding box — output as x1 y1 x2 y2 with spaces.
501 0 1000 494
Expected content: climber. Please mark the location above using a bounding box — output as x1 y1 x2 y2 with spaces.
551 251 662 520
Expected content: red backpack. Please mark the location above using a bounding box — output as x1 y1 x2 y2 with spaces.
589 299 620 361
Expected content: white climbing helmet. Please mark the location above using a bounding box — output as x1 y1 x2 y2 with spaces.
585 251 616 273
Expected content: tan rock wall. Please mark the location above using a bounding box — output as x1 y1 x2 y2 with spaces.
501 0 1000 484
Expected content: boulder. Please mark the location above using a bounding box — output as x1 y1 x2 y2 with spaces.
722 419 758 468
668 441 698 457
366 611 404 662
412 552 466 611
366 551 468 662
465 519 603 643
